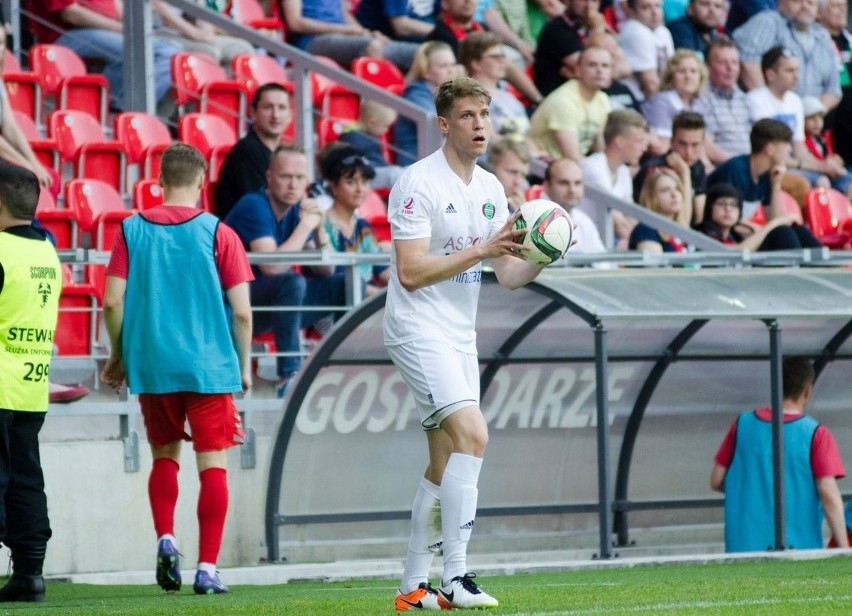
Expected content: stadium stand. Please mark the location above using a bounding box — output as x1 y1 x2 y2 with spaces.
4 67 42 127
320 84 360 122
228 0 286 41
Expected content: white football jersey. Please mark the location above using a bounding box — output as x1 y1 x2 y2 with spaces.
383 149 509 353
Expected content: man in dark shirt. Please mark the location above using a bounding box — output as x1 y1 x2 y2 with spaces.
533 0 607 96
634 111 708 223
215 84 291 220
667 0 727 58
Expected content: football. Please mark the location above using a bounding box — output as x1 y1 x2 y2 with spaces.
513 199 573 265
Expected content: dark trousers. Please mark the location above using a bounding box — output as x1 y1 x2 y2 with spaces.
759 223 824 251
0 410 51 559
250 271 347 377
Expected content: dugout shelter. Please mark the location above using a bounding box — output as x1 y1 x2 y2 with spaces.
264 266 852 562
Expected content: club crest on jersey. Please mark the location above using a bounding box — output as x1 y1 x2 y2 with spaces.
399 195 415 215
482 199 495 220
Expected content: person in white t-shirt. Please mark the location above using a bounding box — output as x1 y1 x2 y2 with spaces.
617 0 675 101
578 109 650 248
746 46 837 190
542 158 606 255
385 76 547 612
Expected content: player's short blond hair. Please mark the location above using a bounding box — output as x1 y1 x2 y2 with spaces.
434 77 491 118
160 143 207 188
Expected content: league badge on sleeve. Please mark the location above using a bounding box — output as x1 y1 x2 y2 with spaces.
399 195 415 216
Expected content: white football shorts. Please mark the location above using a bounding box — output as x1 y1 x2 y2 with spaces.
386 338 480 431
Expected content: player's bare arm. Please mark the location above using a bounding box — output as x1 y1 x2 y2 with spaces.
101 274 128 391
225 281 253 392
395 213 526 292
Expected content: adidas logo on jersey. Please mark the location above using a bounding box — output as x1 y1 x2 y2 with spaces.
445 203 458 214
460 520 474 530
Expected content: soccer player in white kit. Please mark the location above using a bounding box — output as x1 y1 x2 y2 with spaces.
385 77 547 611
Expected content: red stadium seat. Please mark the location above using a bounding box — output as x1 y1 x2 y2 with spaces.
320 84 360 121
29 44 110 128
310 56 343 106
88 209 135 298
3 49 20 72
56 283 100 356
4 71 42 126
14 111 59 171
49 110 127 193
172 51 249 135
114 111 173 188
231 52 294 98
804 188 850 249
779 190 803 225
525 184 544 201
177 113 237 160
36 188 78 250
318 117 353 148
825 187 852 236
133 179 165 211
208 142 233 182
114 111 172 164
350 57 404 91
142 142 170 179
65 178 127 234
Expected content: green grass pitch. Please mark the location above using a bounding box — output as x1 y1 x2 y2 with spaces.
6 557 851 615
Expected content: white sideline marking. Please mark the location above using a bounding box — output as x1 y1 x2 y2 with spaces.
513 594 852 615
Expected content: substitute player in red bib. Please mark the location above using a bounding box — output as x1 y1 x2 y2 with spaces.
101 144 253 595
385 77 548 611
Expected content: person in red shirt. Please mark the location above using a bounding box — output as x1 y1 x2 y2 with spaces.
28 0 180 110
101 143 253 595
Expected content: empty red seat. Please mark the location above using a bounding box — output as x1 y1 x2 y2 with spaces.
172 51 248 135
229 0 286 40
231 52 293 98
49 110 127 193
133 179 165 211
14 111 59 171
804 188 850 249
55 283 100 356
114 111 173 164
65 178 127 234
525 184 544 201
4 71 42 126
36 188 79 249
29 44 110 128
320 84 360 121
177 113 237 160
351 57 404 91
142 142 170 179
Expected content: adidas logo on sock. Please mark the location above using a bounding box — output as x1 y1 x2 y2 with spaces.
427 540 443 553
445 203 457 213
460 520 474 530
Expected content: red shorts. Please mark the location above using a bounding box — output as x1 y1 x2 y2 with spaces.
139 392 244 452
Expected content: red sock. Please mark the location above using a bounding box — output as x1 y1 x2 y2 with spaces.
149 458 179 537
197 467 228 565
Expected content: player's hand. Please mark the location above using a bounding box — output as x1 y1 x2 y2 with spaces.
241 370 252 393
483 211 527 259
100 354 125 392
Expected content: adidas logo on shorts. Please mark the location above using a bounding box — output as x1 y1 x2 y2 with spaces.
460 519 474 530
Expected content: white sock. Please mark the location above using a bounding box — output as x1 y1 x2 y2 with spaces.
399 477 441 594
440 453 482 585
158 534 177 547
198 561 217 576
